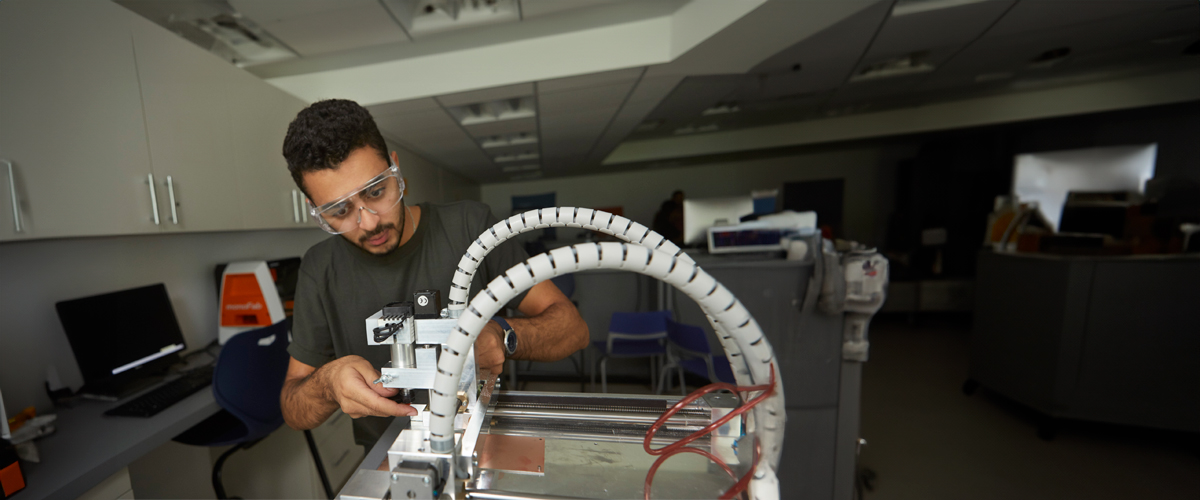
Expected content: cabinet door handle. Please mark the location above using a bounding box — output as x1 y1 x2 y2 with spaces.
291 189 300 224
3 159 21 233
147 173 160 225
166 175 179 225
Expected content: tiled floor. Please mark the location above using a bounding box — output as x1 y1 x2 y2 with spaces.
858 316 1200 500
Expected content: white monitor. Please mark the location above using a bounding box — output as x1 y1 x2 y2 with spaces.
1013 144 1156 231
683 196 755 246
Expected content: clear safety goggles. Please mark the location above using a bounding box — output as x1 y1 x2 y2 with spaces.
307 165 405 235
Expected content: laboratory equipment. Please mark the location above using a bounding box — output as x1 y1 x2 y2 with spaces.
218 261 286 344
342 207 785 499
682 197 755 246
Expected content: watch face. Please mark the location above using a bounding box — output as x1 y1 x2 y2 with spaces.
504 329 517 354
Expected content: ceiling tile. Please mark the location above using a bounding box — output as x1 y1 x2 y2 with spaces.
863 0 1014 63
233 0 407 57
539 81 635 113
368 98 443 117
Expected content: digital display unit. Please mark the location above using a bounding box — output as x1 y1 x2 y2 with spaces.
56 284 187 392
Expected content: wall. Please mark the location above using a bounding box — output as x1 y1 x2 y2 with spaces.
389 140 481 204
481 144 914 247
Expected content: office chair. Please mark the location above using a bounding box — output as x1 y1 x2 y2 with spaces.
173 319 335 499
658 319 736 395
591 310 671 393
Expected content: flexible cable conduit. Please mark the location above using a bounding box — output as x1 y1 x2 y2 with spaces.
447 207 753 385
429 242 786 495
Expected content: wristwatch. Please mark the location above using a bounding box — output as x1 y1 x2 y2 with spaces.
491 316 517 357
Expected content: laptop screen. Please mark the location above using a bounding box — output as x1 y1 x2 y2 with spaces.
56 283 187 384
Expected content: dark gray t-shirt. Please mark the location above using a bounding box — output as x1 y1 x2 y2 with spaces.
289 200 529 445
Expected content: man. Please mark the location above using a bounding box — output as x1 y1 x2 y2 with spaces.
277 99 589 446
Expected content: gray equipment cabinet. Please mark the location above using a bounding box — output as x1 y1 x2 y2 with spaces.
673 256 855 500
969 251 1200 435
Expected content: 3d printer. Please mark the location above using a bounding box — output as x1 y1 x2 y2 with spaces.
337 207 888 500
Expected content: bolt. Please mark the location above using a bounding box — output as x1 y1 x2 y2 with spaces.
391 473 399 481
424 476 431 484
407 490 417 499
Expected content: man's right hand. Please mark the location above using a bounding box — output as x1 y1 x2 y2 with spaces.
281 355 417 430
322 355 419 419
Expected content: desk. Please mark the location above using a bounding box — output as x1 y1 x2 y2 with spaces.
17 387 220 499
971 251 1200 434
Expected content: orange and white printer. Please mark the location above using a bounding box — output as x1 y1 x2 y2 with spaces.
217 261 285 344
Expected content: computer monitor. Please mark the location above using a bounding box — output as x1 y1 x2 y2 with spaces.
1013 144 1157 231
56 284 187 395
682 197 755 246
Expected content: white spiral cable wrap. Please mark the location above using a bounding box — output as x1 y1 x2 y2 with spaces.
429 242 787 485
447 207 754 385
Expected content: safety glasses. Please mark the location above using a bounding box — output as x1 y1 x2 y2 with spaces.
307 165 405 235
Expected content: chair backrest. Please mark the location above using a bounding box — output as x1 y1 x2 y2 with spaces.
212 318 291 439
666 319 713 357
608 310 672 337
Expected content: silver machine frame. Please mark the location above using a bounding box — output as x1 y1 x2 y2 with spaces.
338 207 888 500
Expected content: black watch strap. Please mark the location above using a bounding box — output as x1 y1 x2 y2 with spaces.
491 316 517 357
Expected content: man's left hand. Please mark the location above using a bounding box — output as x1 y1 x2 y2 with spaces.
474 321 506 375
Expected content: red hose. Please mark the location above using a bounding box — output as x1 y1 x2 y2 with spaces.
643 367 776 457
642 365 776 499
642 446 736 500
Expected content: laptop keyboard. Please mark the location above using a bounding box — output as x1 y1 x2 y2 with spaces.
104 365 214 418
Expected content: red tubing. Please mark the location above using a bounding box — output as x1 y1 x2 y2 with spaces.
642 365 777 499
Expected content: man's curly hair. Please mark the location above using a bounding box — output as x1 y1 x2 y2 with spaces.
282 99 389 196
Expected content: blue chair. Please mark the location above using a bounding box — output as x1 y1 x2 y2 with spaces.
659 319 736 394
174 319 333 498
591 311 671 393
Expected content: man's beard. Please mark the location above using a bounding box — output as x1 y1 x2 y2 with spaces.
357 206 405 255
350 202 408 252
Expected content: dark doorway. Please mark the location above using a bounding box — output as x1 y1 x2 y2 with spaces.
783 179 844 237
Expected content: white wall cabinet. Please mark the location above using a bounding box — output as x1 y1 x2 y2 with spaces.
226 69 314 231
132 21 244 233
0 0 316 242
0 0 159 241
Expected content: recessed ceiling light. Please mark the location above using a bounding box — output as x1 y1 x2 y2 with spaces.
1029 47 1071 69
501 163 540 173
850 53 934 82
702 102 741 116
452 96 536 126
634 120 663 132
494 152 539 163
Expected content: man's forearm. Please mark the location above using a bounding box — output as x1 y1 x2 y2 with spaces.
281 367 339 430
506 301 589 361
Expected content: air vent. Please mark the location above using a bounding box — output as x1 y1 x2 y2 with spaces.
381 0 520 39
